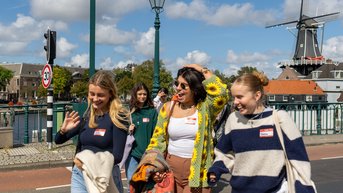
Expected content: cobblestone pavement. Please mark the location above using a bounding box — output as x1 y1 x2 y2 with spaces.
0 141 75 171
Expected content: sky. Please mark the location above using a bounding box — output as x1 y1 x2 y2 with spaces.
0 0 342 79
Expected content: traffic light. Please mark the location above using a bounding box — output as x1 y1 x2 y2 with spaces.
44 29 56 63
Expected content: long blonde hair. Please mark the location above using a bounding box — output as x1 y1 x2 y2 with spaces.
86 70 129 130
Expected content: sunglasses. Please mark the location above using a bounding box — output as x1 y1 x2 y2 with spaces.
174 80 189 90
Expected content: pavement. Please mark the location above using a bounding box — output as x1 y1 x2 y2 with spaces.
0 134 343 171
0 140 76 171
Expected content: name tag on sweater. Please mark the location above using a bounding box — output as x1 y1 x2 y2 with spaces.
143 118 150 122
259 128 273 138
94 129 106 136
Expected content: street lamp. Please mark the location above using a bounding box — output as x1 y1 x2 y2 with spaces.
149 0 165 98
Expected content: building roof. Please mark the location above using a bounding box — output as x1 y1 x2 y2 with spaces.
264 80 325 95
305 62 343 79
0 63 88 78
277 66 303 80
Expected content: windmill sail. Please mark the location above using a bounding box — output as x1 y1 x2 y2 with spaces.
266 0 340 76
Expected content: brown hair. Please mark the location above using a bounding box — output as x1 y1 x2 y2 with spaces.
233 71 269 103
86 70 129 130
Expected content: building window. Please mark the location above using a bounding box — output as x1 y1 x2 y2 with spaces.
306 95 312 102
312 71 321 79
269 95 275 101
283 96 288 101
336 86 340 89
16 79 19 86
333 70 343 79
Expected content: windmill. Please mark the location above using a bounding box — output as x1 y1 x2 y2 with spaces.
266 0 340 76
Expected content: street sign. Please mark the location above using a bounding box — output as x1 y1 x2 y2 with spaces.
42 64 52 88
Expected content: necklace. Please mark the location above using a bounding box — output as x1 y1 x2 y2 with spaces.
179 103 195 110
247 107 265 127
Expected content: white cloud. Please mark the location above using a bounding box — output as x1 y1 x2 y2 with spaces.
99 57 113 70
64 53 89 68
115 59 137 69
30 0 147 22
322 36 343 61
0 42 27 55
57 37 77 58
226 49 269 64
176 50 211 66
224 49 281 78
166 0 275 26
96 24 136 45
133 27 155 57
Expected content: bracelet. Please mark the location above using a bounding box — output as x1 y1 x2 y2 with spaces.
201 67 210 74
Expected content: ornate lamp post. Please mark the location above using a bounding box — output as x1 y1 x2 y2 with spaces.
149 0 165 98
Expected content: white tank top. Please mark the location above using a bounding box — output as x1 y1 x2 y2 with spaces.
167 110 198 158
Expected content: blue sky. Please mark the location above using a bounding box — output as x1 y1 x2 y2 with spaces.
0 0 342 78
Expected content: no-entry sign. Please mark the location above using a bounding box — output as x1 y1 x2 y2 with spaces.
42 64 52 88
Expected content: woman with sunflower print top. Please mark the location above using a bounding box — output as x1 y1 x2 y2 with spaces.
146 63 229 193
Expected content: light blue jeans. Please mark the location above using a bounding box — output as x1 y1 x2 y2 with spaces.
71 165 123 193
125 155 140 192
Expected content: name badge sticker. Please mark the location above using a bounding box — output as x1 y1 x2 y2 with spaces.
94 129 106 136
185 117 197 125
259 128 274 138
142 118 150 123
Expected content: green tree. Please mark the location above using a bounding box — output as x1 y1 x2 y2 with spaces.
0 66 13 90
70 80 88 98
117 76 135 101
37 84 47 98
53 66 72 98
132 60 173 94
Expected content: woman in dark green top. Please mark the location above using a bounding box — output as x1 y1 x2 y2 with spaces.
125 82 158 191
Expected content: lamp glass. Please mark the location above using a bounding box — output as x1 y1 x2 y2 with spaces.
149 0 165 9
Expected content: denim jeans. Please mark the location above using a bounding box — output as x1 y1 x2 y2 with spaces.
71 165 123 193
125 155 140 192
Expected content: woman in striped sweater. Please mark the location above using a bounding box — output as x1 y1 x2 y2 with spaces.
208 72 316 193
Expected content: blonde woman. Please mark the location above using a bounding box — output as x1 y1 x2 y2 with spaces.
55 70 129 193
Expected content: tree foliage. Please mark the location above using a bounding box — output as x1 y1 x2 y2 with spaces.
53 66 72 97
70 80 88 98
0 66 13 90
37 84 47 98
114 60 173 98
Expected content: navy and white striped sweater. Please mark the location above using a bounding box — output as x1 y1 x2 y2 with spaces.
208 109 315 193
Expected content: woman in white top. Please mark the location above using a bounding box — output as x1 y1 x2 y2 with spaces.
146 64 229 193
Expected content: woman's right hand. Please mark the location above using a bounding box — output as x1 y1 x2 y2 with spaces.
152 171 167 183
208 173 217 183
60 111 80 133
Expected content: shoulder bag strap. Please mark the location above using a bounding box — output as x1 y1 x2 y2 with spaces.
273 110 296 193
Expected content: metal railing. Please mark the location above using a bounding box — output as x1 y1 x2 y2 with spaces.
270 102 343 135
0 102 76 144
1 102 342 145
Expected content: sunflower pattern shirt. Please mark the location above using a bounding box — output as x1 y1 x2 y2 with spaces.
146 75 229 188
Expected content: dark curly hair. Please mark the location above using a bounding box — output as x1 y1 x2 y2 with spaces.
177 67 206 104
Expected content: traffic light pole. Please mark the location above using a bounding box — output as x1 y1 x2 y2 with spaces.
44 29 56 149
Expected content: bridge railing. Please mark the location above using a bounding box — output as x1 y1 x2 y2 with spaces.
1 102 342 145
269 102 343 135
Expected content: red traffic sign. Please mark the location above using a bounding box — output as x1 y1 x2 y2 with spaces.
42 64 52 88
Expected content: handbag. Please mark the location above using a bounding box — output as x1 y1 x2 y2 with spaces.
118 112 136 169
273 110 317 193
118 133 135 169
149 171 175 193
